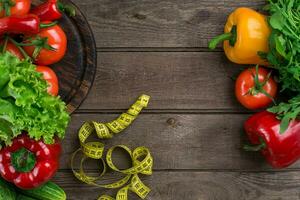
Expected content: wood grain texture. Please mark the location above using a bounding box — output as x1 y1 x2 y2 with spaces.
70 0 266 48
54 170 300 200
28 0 299 199
79 52 249 110
59 113 300 171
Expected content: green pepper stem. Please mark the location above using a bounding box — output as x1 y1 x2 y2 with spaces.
209 25 237 50
40 21 58 29
209 32 232 49
243 142 266 152
11 148 36 173
57 1 76 17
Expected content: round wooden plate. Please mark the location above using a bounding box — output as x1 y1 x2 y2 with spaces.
33 0 97 114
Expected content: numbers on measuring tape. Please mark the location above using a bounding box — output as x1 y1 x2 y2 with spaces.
71 95 153 200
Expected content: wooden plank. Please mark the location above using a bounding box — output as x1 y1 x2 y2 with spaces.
71 0 266 48
54 170 300 200
60 113 300 170
79 52 247 110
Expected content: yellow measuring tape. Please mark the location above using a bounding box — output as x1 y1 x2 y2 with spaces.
71 95 153 200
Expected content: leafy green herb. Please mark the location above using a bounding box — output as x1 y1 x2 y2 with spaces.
265 0 300 132
0 52 70 145
264 0 300 92
268 96 300 133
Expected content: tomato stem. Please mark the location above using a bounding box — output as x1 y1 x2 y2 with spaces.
246 65 276 104
16 36 56 61
1 35 8 53
0 0 15 16
40 21 58 29
8 37 30 60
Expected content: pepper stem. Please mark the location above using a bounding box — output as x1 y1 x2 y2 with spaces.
243 142 266 152
57 1 76 17
11 148 36 172
209 25 237 50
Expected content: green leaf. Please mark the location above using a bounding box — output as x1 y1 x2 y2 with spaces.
269 11 285 30
280 114 291 134
0 52 70 146
264 0 300 93
275 35 287 58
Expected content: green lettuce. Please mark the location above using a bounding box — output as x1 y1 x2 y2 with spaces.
0 52 70 145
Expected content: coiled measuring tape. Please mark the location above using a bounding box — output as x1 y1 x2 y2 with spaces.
71 95 153 200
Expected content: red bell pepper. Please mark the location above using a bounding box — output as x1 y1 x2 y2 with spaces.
244 111 300 169
0 14 56 35
0 14 39 35
0 133 61 189
31 0 75 21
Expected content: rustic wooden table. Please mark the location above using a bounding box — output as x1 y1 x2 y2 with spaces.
53 0 300 199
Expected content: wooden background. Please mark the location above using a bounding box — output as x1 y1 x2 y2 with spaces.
55 0 300 199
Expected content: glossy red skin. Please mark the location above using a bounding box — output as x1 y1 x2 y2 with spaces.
1 41 24 59
24 22 67 65
31 0 62 21
0 0 31 17
36 66 59 96
0 134 61 189
0 14 39 35
235 67 277 110
244 111 300 169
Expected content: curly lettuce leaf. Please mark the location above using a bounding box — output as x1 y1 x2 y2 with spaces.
0 52 70 145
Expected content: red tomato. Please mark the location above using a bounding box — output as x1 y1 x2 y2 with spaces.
0 0 31 17
1 40 24 60
235 66 277 110
36 66 59 96
23 22 67 65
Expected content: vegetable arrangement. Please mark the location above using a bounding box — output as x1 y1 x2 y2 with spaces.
0 0 75 197
210 0 300 168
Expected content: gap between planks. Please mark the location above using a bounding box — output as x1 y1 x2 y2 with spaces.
57 168 300 173
75 109 254 115
96 47 223 52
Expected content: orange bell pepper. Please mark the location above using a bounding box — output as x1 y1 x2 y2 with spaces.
209 7 270 66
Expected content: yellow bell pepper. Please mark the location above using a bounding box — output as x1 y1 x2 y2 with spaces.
209 7 271 66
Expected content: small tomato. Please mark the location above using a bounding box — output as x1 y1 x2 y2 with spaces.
23 21 67 65
235 66 277 110
0 0 31 17
36 66 59 96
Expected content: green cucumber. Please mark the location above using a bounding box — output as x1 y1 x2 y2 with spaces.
17 181 66 200
0 178 16 200
16 194 36 200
